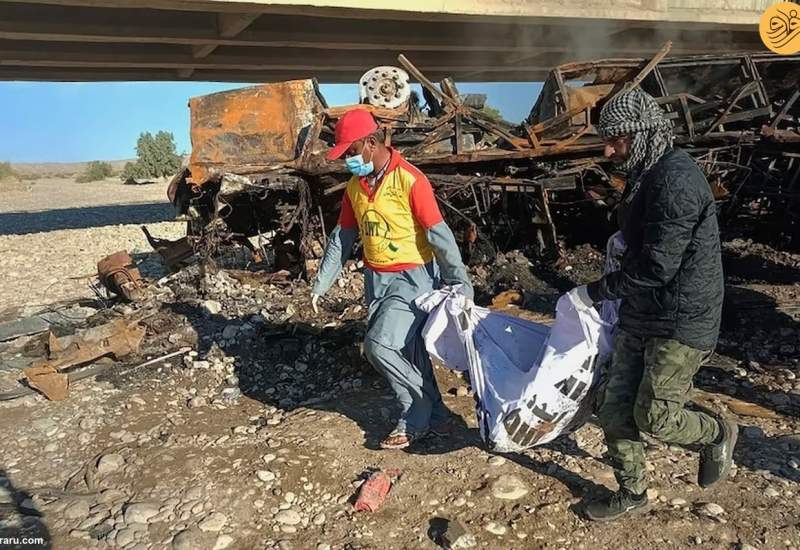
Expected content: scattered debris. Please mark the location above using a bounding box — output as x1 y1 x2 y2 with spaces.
141 226 197 271
23 363 70 401
0 315 50 342
0 304 97 342
97 250 145 302
20 319 145 400
353 470 398 512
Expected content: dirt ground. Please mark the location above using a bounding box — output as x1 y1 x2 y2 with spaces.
0 179 798 550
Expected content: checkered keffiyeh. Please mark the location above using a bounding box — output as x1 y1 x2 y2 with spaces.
598 87 674 198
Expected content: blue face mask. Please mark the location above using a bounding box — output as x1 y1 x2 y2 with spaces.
345 143 374 176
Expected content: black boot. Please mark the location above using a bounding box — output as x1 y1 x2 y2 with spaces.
699 417 738 488
584 489 648 522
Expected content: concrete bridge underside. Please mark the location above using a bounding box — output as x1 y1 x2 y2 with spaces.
0 0 773 82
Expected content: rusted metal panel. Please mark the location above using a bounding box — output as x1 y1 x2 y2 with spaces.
188 79 324 185
97 250 145 302
23 320 145 400
141 226 196 271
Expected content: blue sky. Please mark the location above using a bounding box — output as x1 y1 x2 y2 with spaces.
0 81 543 163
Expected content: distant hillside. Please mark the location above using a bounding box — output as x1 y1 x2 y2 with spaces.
10 160 135 178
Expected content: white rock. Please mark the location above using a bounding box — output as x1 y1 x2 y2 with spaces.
257 470 276 482
490 475 529 500
199 512 227 532
484 521 507 536
312 513 326 526
669 498 687 507
203 300 222 315
0 486 14 504
699 502 725 517
124 502 160 524
487 456 506 467
214 535 234 550
765 487 780 498
188 396 207 408
274 510 301 526
97 453 125 476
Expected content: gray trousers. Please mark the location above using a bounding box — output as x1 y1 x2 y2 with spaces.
363 262 449 434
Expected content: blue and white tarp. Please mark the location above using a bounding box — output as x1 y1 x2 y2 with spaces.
417 232 625 452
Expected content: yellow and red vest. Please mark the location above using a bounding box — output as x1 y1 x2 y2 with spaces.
339 150 441 271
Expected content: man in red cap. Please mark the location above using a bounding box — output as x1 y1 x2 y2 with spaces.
311 108 473 450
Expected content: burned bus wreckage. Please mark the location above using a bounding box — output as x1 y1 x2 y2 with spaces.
162 46 800 275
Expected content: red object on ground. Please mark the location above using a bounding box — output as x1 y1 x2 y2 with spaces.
353 471 393 512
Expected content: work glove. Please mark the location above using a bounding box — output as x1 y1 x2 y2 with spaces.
311 292 321 314
442 283 474 312
567 285 595 311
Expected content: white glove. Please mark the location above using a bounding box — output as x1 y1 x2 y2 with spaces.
567 285 595 310
455 287 475 312
311 293 320 314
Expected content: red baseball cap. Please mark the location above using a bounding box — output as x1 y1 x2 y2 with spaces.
326 109 379 161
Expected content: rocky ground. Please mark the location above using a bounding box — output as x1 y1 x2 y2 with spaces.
0 182 798 550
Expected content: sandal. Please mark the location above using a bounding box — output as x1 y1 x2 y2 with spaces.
380 430 422 450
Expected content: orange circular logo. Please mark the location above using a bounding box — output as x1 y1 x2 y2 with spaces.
760 2 800 55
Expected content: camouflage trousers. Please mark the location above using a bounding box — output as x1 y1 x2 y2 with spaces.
596 329 721 495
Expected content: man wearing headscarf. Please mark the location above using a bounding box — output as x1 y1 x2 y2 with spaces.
568 88 734 521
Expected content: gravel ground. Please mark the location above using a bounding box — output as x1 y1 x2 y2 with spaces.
0 178 184 318
0 180 797 550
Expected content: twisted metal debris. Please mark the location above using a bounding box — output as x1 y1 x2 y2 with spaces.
163 46 800 271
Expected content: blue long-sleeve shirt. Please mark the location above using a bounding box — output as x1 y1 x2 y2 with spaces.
312 220 473 300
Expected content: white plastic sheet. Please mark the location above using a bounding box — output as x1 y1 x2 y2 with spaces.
417 232 625 452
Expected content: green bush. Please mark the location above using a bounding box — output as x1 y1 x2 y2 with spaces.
121 160 149 181
76 160 114 183
0 161 18 182
121 131 181 181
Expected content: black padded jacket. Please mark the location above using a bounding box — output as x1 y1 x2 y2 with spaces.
587 148 724 351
